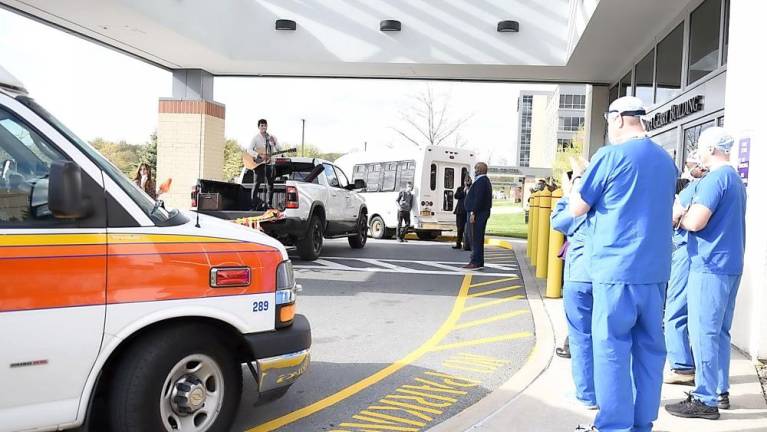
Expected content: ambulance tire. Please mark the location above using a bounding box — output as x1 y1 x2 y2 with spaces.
297 214 323 261
108 324 242 432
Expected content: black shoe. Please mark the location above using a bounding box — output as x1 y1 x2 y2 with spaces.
718 392 730 410
463 247 471 251
556 347 571 359
452 244 462 249
665 393 720 420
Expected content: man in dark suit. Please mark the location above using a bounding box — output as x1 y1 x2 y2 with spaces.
463 162 493 269
453 175 471 250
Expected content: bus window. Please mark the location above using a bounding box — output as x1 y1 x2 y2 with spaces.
430 164 437 191
366 163 381 192
382 162 397 192
352 164 366 182
397 160 416 190
461 167 469 185
444 167 455 190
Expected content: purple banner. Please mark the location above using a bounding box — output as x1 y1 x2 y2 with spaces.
738 137 751 187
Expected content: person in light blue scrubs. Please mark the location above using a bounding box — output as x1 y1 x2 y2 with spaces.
664 157 708 385
666 127 746 420
569 96 677 432
551 175 595 409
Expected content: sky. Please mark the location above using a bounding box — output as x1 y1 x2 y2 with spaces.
0 8 553 165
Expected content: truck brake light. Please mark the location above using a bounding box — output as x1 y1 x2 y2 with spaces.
210 267 251 287
286 186 299 209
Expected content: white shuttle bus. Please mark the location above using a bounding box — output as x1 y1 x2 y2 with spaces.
335 145 476 240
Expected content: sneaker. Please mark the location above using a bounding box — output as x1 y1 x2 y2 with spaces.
665 393 720 420
664 369 695 385
574 425 597 431
718 392 730 410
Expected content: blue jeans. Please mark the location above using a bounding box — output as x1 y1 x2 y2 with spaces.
564 280 595 405
664 246 695 371
470 210 490 266
593 282 666 432
687 272 741 406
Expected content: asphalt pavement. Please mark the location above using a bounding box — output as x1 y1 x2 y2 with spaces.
233 238 535 432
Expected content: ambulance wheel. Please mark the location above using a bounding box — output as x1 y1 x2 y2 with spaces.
108 325 242 432
348 211 368 249
369 215 387 239
297 215 324 261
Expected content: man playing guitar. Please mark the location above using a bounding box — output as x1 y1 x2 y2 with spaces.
244 119 280 209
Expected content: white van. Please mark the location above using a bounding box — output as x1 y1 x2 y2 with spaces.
336 145 476 240
0 66 311 432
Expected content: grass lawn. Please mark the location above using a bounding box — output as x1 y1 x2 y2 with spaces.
487 200 528 239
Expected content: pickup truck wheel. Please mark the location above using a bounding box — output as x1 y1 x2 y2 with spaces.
369 215 386 240
348 212 368 249
297 215 323 260
108 326 242 432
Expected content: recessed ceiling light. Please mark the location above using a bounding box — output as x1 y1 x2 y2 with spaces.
497 20 519 32
380 20 402 32
276 19 297 31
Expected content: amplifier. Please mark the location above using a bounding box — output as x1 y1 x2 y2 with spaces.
197 193 222 210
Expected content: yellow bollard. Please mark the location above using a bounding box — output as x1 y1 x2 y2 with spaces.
546 189 565 298
535 189 552 278
529 192 539 264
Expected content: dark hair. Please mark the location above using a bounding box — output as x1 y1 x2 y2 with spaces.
676 178 690 195
258 119 268 126
134 163 153 183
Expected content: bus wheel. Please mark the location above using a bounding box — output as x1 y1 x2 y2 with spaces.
369 216 387 240
417 231 440 241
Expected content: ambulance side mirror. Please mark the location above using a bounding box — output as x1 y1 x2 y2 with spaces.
49 161 92 219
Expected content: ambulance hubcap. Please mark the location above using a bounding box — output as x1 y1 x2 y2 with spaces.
160 354 224 431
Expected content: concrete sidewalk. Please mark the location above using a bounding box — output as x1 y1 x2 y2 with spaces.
430 238 767 432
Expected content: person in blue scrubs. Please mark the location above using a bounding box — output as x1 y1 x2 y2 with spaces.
664 155 708 385
666 127 747 420
551 172 596 409
569 96 677 432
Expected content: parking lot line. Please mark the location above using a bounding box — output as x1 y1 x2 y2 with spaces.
429 332 533 352
467 285 522 298
469 277 519 288
452 310 529 330
245 274 474 432
463 295 526 312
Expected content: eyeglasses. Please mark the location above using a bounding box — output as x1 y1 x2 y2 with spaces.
603 110 619 121
603 109 647 120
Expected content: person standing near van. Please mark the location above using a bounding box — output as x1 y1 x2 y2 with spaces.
396 182 414 242
463 162 492 269
453 174 470 250
666 127 746 420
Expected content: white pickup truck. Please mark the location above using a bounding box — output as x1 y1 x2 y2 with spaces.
194 157 368 260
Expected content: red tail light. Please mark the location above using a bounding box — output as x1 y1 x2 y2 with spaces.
286 186 299 209
210 267 251 287
191 185 200 208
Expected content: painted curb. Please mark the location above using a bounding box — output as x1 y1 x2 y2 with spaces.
426 239 556 432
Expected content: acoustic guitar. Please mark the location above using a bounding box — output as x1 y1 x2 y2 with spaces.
242 148 298 170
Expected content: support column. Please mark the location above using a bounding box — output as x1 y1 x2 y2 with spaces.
584 85 608 158
156 69 225 210
725 0 766 360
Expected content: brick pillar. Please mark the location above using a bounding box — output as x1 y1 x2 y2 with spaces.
156 99 225 210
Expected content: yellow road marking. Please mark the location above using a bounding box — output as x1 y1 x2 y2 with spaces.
430 332 533 352
469 277 518 288
452 310 529 330
338 423 418 431
358 410 427 427
464 295 526 312
467 285 522 298
246 274 473 432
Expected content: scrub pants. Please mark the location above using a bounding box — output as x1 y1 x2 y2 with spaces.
563 280 595 406
593 282 666 432
664 246 695 371
687 272 741 407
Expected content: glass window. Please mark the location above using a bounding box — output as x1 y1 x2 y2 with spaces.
557 138 574 152
717 116 725 127
396 161 416 190
559 116 584 132
323 163 339 187
352 164 366 181
0 107 67 226
429 163 437 191
365 163 381 192
619 71 633 97
655 23 684 102
609 85 619 104
444 167 455 190
684 120 716 158
652 130 680 165
461 167 469 186
722 0 730 65
688 0 721 84
381 162 397 192
334 165 349 188
635 49 655 105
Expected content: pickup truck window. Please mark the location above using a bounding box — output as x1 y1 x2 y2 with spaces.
323 163 339 187
334 165 349 188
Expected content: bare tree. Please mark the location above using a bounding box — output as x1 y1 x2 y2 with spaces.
391 86 473 149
